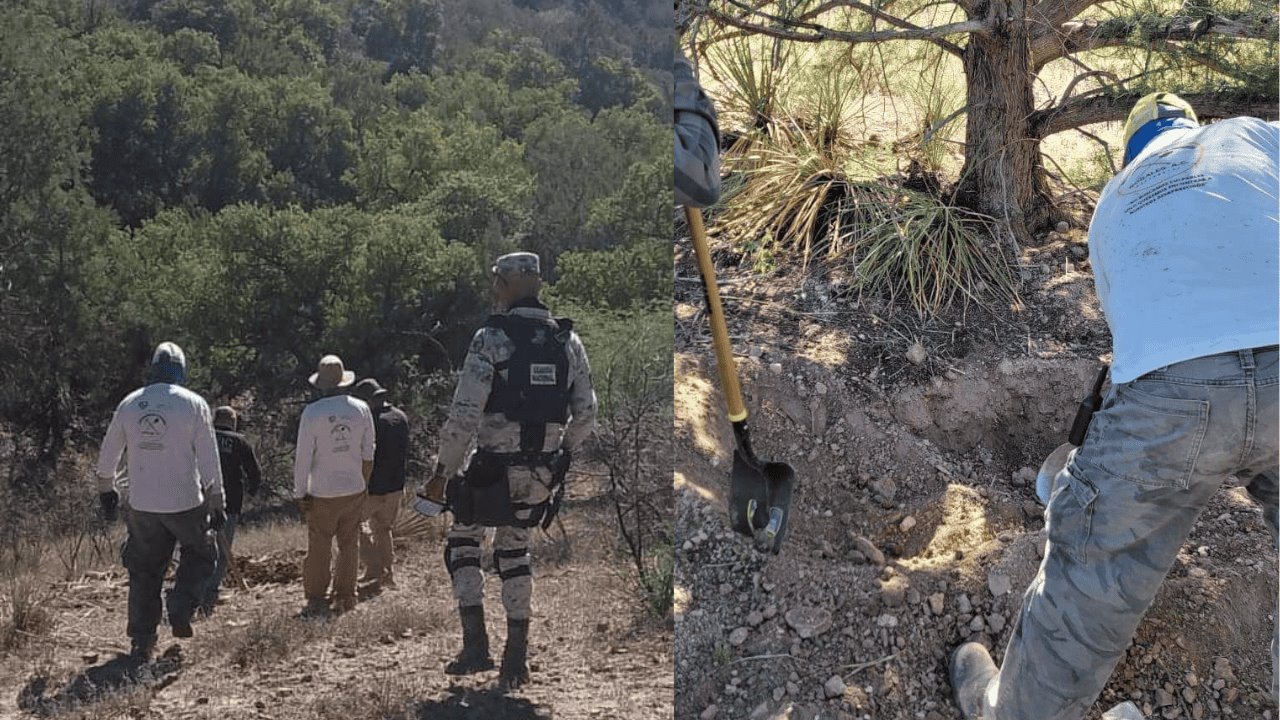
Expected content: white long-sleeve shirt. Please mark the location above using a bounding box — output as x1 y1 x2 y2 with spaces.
293 394 375 498
1090 117 1279 382
96 384 225 513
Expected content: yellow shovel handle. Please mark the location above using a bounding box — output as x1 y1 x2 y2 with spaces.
685 206 748 422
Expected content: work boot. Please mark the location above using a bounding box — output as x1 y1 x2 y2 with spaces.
332 595 357 615
129 635 156 664
300 598 330 619
170 614 193 639
445 605 494 675
498 618 531 690
950 642 998 719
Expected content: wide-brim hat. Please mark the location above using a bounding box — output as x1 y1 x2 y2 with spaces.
353 378 388 402
310 354 356 389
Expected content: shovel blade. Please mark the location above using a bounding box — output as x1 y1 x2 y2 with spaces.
729 450 767 535
760 461 795 554
728 450 796 554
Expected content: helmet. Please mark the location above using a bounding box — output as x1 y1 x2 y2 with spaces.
1122 92 1197 166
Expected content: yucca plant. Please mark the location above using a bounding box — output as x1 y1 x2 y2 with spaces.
718 121 1018 315
716 119 855 270
704 32 792 136
835 187 1020 316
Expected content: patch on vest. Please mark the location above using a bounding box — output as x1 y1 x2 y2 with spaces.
529 363 558 386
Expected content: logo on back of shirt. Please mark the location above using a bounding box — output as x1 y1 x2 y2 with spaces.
138 413 167 450
1116 141 1208 214
330 421 351 453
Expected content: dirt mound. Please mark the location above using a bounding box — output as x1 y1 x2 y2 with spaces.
230 550 304 586
674 241 1277 720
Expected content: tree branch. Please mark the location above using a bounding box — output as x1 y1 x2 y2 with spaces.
1032 89 1279 137
706 0 990 45
1028 0 1099 37
1032 13 1278 69
836 0 966 55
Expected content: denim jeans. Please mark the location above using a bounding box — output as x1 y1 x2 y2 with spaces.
203 512 240 607
986 346 1279 720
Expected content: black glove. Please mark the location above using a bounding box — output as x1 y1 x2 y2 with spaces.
552 449 572 478
208 508 227 531
98 490 119 522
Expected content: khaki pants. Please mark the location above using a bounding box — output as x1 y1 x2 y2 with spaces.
359 491 400 583
303 492 365 605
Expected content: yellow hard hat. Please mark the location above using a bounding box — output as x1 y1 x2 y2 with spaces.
1122 92 1197 165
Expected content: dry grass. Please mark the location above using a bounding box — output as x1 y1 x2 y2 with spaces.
1 574 55 653
308 672 426 720
333 597 452 645
208 609 324 669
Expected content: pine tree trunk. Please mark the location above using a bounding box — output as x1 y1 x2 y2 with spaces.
957 1 1053 242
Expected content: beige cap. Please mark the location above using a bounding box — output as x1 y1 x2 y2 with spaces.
309 355 356 389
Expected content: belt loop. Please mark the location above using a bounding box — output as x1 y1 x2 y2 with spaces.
1239 348 1256 371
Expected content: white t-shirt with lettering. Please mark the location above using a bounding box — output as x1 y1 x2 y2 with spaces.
293 394 376 498
1089 117 1279 383
97 383 225 514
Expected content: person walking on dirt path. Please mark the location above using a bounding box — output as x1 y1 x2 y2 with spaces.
950 95 1280 720
200 405 261 615
674 43 720 208
95 342 225 661
353 378 409 589
417 252 597 690
293 355 375 617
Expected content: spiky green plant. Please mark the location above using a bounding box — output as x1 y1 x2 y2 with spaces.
718 120 1018 316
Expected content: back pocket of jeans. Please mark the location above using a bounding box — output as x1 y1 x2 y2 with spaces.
1089 383 1209 490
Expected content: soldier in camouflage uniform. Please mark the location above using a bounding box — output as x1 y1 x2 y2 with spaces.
675 43 721 208
951 97 1279 719
419 251 597 690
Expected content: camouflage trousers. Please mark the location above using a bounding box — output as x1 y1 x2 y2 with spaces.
986 347 1279 720
443 466 549 621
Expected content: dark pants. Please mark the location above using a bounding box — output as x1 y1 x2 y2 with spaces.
123 504 216 642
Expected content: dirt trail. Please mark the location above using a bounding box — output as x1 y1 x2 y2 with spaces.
0 474 671 720
674 229 1278 720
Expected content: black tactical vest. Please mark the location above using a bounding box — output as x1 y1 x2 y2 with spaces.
482 313 573 452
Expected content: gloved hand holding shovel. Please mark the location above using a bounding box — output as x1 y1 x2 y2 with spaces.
413 472 448 517
684 206 796 554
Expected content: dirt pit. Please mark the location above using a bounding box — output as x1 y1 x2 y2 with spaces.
673 237 1278 720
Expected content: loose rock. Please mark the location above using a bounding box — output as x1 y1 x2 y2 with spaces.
824 675 846 699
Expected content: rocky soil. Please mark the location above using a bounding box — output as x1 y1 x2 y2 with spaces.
673 223 1278 720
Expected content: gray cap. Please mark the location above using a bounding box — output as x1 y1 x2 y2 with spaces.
353 378 388 402
492 252 541 278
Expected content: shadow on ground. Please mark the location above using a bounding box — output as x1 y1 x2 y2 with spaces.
16 647 182 716
413 685 552 719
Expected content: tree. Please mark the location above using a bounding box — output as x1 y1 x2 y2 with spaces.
351 0 444 77
691 0 1277 240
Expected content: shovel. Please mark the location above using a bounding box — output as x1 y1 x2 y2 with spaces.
685 206 796 554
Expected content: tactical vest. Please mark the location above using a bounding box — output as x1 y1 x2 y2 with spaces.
482 313 574 453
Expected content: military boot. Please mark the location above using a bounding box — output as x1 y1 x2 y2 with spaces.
498 618 531 690
950 642 998 719
445 605 494 675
